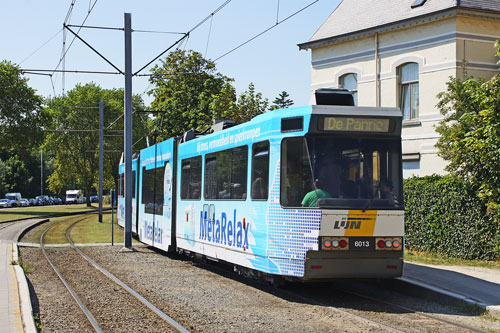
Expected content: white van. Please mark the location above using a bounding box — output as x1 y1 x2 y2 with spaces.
5 193 22 207
66 190 83 204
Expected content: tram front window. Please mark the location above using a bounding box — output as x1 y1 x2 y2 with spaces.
281 136 402 209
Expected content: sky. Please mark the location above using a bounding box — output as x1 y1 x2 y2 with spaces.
0 0 341 107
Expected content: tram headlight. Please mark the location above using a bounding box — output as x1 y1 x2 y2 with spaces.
385 240 393 248
331 240 339 248
324 239 332 248
392 240 401 248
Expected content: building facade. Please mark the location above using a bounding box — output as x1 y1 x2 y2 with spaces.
299 0 500 177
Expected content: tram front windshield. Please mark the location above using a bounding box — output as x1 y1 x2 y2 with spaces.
281 136 403 209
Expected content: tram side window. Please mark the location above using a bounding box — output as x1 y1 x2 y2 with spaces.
141 165 165 215
132 170 136 199
119 174 123 197
281 138 314 207
204 146 248 200
119 171 136 198
251 141 269 200
181 157 202 200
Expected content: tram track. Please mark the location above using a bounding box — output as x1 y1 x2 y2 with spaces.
277 282 486 333
331 285 485 332
18 215 497 332
39 217 188 333
190 258 490 333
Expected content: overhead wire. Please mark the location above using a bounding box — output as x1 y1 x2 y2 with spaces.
214 0 320 62
133 29 185 35
53 0 100 90
204 14 214 58
133 0 233 76
19 28 63 65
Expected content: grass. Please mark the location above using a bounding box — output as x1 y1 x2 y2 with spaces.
24 211 128 245
0 204 110 222
405 250 500 271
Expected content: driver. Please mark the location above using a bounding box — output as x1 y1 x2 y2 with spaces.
301 179 332 207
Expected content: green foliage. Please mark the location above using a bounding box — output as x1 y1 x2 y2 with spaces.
0 155 33 196
149 50 236 140
404 175 500 260
44 83 148 203
0 61 46 157
435 50 500 215
270 90 294 110
148 50 269 139
234 82 269 123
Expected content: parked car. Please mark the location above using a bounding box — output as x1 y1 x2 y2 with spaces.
19 199 29 207
90 195 99 203
0 199 12 208
54 197 63 205
35 195 50 205
29 198 36 206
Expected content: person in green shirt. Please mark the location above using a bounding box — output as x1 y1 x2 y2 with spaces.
301 179 332 207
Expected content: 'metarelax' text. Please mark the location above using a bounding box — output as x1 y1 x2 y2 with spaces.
199 209 249 249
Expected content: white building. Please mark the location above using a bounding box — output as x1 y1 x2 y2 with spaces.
299 0 500 177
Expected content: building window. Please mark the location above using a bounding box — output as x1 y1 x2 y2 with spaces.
403 161 420 179
339 73 358 105
399 63 419 120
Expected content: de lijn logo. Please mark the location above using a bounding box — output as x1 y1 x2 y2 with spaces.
199 209 250 250
334 217 363 230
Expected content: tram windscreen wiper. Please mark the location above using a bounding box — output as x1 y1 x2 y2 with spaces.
362 187 378 212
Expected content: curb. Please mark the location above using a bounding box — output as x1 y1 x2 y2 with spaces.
12 243 37 333
13 218 49 333
396 276 500 319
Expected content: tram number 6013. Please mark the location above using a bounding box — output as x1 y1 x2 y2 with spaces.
349 237 375 251
355 240 370 247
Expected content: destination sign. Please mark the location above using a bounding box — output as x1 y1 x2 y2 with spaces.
321 117 392 133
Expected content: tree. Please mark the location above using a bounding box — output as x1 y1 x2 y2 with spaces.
149 50 236 140
0 61 46 158
233 83 269 123
0 156 32 197
270 91 294 110
44 83 148 205
149 50 271 138
435 45 500 215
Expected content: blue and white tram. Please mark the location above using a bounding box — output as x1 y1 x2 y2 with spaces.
118 154 139 233
119 102 404 280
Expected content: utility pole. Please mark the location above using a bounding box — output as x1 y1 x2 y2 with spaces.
98 99 104 223
40 149 43 196
123 13 133 249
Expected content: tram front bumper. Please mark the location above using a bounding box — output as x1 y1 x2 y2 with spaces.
303 250 403 279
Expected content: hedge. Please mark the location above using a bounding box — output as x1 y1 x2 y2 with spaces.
404 175 500 260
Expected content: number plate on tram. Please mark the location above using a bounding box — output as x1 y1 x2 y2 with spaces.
349 237 375 251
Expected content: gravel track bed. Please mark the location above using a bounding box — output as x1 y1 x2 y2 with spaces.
21 244 500 332
20 247 94 332
46 247 176 332
81 246 391 332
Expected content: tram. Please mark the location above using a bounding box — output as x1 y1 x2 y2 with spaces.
118 90 404 280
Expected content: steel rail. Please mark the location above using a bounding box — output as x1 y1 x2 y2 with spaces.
40 221 103 333
276 288 406 332
332 286 486 333
66 220 189 333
